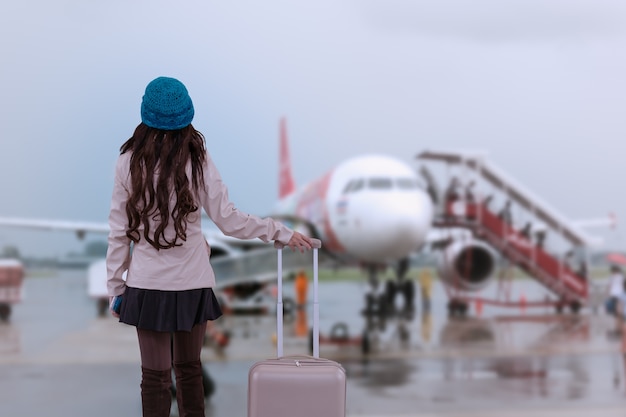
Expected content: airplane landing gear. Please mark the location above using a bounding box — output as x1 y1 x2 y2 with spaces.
356 260 419 356
363 292 388 317
447 299 469 317
379 258 415 317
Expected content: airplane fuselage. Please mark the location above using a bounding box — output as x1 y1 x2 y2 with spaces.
274 155 434 265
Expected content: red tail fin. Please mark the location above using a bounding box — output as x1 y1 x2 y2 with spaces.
279 117 296 199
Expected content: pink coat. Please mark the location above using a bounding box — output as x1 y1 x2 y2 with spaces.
106 151 293 296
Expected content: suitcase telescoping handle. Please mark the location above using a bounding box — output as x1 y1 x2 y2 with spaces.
274 238 322 358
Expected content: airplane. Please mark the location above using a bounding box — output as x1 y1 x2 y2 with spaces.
0 118 437 320
270 118 435 284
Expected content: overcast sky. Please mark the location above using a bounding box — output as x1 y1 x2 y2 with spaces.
1 0 625 257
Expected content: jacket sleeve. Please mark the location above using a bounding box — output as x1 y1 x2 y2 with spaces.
201 153 294 244
106 155 132 297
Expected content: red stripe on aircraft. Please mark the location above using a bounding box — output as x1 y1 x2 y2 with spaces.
295 170 346 254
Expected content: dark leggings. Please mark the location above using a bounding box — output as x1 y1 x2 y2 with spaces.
136 322 207 371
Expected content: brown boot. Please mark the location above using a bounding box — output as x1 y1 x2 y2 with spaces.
141 367 172 417
173 360 205 417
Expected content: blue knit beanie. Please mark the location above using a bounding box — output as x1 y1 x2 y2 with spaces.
141 77 194 130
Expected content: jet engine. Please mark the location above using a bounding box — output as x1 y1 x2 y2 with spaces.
437 238 498 292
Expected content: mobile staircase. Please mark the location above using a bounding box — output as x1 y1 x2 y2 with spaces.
417 150 599 314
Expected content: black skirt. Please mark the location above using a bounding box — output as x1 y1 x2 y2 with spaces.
119 287 223 332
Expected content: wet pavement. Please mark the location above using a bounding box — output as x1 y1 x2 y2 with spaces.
1 269 626 416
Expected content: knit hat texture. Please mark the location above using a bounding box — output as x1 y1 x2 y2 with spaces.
141 77 194 130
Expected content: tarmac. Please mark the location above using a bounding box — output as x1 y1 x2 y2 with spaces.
1 269 626 416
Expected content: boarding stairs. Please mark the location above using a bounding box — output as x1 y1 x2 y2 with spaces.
418 150 596 310
437 201 588 308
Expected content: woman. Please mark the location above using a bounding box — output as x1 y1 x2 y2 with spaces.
106 76 313 417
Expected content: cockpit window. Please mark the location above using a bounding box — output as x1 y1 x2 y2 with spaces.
344 177 418 193
368 178 392 189
342 179 365 194
396 178 419 189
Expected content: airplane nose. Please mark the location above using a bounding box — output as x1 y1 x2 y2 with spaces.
342 192 433 262
380 198 432 258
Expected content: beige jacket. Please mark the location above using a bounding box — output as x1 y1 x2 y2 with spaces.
106 151 293 296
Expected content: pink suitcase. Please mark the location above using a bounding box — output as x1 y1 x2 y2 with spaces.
247 239 346 417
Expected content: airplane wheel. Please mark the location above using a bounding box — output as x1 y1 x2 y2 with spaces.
97 299 109 317
385 280 397 311
570 301 582 315
363 292 390 317
402 280 415 311
0 304 11 322
377 294 389 317
447 300 468 317
459 302 468 316
447 300 460 317
363 293 374 315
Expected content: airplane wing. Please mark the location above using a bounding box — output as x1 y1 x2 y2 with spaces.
0 217 110 236
0 215 329 299
0 215 277 250
208 232 276 251
85 245 322 298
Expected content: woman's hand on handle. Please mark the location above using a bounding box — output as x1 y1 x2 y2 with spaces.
286 231 315 253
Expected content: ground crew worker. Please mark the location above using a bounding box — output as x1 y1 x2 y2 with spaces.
294 308 308 337
421 311 432 343
419 269 433 312
295 269 309 308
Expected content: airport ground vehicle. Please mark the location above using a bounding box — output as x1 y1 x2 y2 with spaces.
0 259 24 321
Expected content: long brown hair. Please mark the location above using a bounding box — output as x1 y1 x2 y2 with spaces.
120 123 206 250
